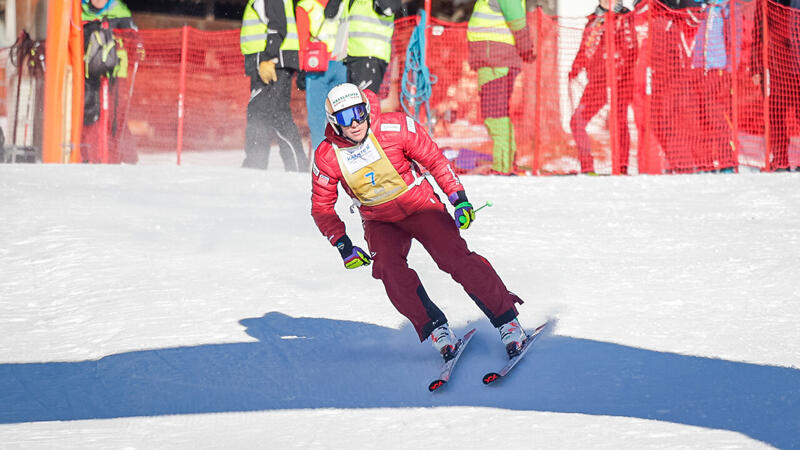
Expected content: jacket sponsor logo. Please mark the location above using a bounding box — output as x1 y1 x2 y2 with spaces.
406 116 416 133
381 123 401 132
312 161 331 184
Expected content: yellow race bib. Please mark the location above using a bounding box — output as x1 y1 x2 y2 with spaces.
334 132 409 207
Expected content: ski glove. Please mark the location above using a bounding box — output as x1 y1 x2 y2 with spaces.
449 191 475 230
258 59 278 84
335 235 371 269
512 27 536 63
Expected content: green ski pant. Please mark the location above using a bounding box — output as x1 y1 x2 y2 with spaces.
478 67 519 173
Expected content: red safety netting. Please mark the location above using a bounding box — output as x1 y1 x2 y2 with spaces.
106 0 800 173
112 27 309 163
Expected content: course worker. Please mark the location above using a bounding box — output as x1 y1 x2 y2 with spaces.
241 0 309 171
81 0 140 164
343 0 399 94
467 0 536 175
296 0 348 150
310 83 529 361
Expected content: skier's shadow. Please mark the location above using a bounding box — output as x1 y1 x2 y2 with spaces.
1 311 798 448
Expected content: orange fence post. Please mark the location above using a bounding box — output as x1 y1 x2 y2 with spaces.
642 0 657 175
42 0 70 163
98 21 112 163
69 0 84 163
606 7 619 175
729 0 741 172
176 25 190 166
424 0 431 61
760 0 771 170
100 79 109 163
532 7 543 175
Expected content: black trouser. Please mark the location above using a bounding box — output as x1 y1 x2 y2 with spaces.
345 56 388 95
243 68 308 171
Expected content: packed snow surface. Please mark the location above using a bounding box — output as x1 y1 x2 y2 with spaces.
1 161 799 449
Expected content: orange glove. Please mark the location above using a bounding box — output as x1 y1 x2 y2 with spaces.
258 59 278 84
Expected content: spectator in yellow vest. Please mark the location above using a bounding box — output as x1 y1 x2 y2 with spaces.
343 0 399 94
240 0 309 171
296 0 349 150
467 0 535 175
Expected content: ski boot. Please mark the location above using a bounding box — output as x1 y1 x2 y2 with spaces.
430 323 458 361
498 318 526 358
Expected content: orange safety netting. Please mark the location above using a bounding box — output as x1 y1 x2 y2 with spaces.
108 0 799 174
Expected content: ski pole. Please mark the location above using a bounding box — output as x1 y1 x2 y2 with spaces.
475 200 493 213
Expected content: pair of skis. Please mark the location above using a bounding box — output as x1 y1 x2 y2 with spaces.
428 322 549 392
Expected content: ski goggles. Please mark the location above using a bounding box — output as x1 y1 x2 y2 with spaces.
333 103 368 127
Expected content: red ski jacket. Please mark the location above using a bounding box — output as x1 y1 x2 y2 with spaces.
311 91 464 246
570 7 637 85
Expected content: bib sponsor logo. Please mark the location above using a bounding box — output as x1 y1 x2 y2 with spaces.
341 139 380 173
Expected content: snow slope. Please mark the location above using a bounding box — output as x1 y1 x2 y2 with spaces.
1 162 799 449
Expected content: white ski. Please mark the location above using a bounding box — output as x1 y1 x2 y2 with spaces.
482 321 548 385
428 328 477 392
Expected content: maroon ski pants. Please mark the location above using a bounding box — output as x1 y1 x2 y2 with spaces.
363 205 521 342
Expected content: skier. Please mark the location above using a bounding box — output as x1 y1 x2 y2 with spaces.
310 83 527 360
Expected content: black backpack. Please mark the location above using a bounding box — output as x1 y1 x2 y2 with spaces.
84 22 119 79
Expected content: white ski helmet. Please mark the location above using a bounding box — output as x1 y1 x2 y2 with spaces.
325 83 371 136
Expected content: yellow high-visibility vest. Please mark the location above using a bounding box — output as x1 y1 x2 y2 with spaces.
298 0 346 58
347 0 393 62
241 0 299 55
467 0 523 45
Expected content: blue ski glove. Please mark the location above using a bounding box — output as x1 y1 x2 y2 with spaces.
335 235 371 269
449 191 475 230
